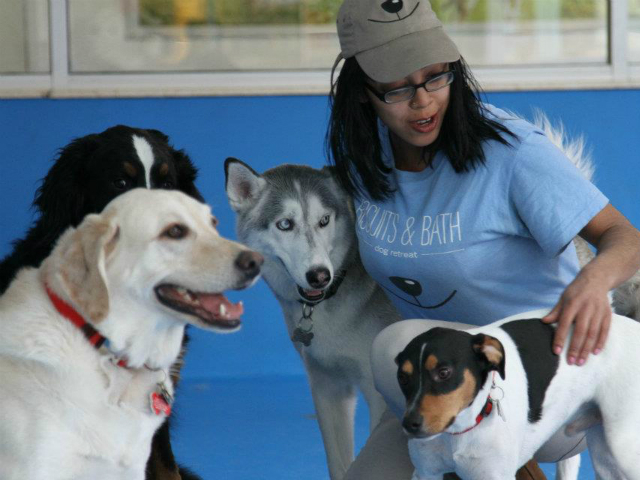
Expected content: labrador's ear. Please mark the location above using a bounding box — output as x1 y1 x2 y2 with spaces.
49 214 119 322
472 334 506 380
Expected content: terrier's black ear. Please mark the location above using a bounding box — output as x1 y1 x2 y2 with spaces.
472 334 506 380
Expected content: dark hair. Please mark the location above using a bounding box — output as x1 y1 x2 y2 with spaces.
326 56 515 200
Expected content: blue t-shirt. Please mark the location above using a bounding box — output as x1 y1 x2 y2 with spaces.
354 105 608 325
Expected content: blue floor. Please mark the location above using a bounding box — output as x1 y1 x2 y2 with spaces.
170 376 595 479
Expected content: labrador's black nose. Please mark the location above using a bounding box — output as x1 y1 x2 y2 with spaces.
235 250 264 279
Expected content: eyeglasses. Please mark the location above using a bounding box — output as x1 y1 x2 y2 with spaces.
365 71 455 104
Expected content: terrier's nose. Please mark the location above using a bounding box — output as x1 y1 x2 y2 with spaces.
402 413 423 435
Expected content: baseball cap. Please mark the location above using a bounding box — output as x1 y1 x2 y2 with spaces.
336 0 460 83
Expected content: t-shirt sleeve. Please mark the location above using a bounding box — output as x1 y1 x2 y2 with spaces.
509 131 608 257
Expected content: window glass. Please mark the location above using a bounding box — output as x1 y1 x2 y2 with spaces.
631 0 640 62
68 0 342 73
434 0 608 66
0 1 50 74
68 0 608 74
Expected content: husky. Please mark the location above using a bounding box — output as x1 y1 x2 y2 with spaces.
224 158 401 480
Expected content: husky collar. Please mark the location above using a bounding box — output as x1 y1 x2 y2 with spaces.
45 284 174 415
297 269 347 306
292 270 347 347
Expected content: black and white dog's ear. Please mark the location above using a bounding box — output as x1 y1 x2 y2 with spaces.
472 334 506 380
224 158 266 212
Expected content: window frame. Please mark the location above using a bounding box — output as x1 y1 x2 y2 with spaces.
1 0 639 98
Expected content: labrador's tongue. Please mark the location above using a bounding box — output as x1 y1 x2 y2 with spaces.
196 293 243 319
305 289 323 297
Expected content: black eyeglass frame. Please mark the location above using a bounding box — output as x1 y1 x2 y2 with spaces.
364 70 455 104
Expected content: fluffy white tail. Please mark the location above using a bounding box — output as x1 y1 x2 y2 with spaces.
532 110 595 182
530 111 640 322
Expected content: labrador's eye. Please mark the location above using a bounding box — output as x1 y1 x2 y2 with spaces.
162 223 189 239
319 214 330 228
276 219 293 231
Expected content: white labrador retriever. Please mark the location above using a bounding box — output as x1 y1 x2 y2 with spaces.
0 188 262 480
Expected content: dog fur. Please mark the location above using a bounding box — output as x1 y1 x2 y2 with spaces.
0 189 262 480
0 125 204 480
396 308 640 479
225 159 401 479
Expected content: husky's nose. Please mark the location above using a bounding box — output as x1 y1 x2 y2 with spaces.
402 412 423 435
306 267 331 289
235 250 264 279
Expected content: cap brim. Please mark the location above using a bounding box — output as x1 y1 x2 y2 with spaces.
356 27 460 83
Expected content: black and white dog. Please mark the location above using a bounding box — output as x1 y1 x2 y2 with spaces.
0 125 203 480
396 308 640 479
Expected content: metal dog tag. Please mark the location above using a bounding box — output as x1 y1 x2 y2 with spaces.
292 304 314 347
494 399 506 422
490 382 507 422
292 327 314 347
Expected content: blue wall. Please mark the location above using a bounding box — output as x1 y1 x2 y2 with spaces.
1 90 639 380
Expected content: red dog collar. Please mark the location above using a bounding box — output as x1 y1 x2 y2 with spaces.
45 285 127 367
45 284 173 416
449 371 498 435
450 396 493 435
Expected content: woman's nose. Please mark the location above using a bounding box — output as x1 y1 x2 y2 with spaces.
409 86 433 109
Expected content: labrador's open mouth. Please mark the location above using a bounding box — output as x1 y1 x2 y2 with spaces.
155 284 243 329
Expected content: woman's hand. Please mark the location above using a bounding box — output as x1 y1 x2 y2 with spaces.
542 203 640 365
542 271 611 365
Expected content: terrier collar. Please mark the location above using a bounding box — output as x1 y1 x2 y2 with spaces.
449 396 493 436
450 372 500 435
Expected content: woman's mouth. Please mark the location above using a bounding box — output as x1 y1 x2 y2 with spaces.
411 115 438 134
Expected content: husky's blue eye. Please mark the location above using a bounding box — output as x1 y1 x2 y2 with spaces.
276 219 293 231
319 214 330 227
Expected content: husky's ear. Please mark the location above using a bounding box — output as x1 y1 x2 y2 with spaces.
224 157 267 212
45 214 119 323
472 333 506 380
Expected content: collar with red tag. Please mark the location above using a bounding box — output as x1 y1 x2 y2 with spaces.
45 284 173 416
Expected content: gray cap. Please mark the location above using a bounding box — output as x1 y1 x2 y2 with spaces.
337 0 460 83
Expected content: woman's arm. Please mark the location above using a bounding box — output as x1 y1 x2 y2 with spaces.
542 203 640 365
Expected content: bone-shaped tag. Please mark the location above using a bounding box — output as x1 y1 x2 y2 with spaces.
292 327 314 347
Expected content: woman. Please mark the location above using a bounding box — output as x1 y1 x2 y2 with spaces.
326 0 640 478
